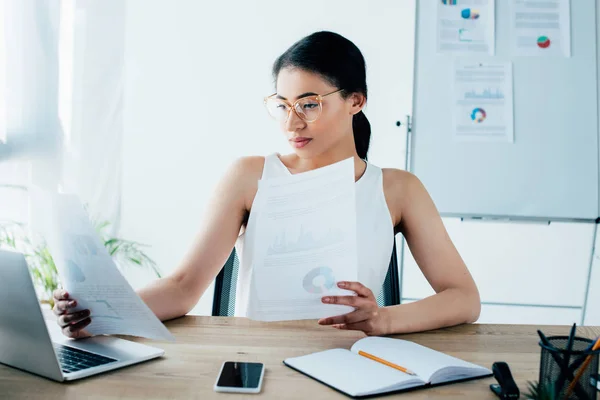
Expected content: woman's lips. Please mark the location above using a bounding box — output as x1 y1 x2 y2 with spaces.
290 138 312 149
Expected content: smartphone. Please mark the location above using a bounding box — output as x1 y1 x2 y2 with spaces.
214 361 265 394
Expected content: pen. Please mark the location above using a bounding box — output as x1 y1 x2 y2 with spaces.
358 350 416 376
538 329 588 398
565 336 600 397
554 323 576 398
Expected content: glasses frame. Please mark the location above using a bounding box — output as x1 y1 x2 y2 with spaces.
263 88 344 123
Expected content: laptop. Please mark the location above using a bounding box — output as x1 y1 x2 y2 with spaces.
0 249 165 382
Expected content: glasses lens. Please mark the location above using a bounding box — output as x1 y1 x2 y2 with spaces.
265 98 290 121
295 97 322 122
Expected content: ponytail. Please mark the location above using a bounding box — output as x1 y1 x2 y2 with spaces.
352 110 371 160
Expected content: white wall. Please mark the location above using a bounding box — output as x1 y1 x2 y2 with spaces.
121 0 416 314
584 227 600 325
402 220 592 325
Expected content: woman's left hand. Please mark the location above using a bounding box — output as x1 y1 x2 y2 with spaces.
318 281 390 336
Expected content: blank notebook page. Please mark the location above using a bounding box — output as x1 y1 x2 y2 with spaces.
351 337 488 383
285 348 423 396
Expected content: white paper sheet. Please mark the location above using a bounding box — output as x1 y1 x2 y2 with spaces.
437 0 495 55
31 189 174 341
510 0 570 57
246 158 358 321
453 61 514 142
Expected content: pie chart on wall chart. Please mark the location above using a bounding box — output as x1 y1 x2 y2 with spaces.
471 108 486 123
537 36 551 49
461 9 480 19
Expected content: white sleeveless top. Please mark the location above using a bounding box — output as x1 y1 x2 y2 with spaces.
234 153 395 316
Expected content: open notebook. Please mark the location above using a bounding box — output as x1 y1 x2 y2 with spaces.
284 337 492 398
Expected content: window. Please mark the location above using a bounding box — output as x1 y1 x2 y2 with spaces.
0 0 25 226
58 0 74 147
0 0 6 144
0 1 74 225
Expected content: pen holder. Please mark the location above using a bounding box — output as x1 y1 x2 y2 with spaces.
539 336 600 400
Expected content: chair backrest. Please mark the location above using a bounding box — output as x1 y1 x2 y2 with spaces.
211 250 240 317
212 240 400 317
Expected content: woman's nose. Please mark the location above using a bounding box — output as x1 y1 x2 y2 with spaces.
285 108 306 132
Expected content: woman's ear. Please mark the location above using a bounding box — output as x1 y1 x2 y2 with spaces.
348 92 366 115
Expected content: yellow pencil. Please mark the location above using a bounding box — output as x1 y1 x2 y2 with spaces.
358 350 417 376
565 336 600 397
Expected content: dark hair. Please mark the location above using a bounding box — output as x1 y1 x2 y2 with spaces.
272 31 371 160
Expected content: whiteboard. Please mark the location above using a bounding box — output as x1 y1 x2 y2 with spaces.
410 0 599 221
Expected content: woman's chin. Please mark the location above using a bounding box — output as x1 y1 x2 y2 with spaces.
290 143 317 157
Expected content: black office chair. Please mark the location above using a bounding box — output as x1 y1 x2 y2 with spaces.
212 240 401 316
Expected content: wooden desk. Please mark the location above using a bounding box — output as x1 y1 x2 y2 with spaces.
1 317 598 399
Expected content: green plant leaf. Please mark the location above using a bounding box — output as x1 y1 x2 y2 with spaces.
524 380 557 400
1 214 162 306
104 238 119 247
129 257 142 265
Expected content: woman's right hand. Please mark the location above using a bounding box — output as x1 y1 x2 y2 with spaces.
52 289 92 339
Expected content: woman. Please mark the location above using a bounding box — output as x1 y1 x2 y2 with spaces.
53 31 480 338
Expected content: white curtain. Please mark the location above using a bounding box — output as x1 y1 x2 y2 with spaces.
61 0 126 235
0 0 125 235
1 0 62 228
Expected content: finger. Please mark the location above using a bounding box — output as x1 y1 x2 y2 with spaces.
53 302 65 316
53 289 69 301
336 281 373 298
318 310 370 326
52 299 77 315
77 329 92 339
62 317 91 338
58 310 91 327
322 295 372 308
341 320 375 334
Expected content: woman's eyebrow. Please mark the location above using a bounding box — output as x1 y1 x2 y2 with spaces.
275 92 319 101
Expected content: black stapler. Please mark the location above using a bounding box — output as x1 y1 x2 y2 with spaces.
490 362 520 399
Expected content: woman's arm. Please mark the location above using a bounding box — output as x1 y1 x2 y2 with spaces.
137 156 263 321
317 169 480 336
53 156 263 337
382 169 481 334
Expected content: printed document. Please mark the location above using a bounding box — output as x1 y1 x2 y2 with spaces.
437 0 495 55
510 0 570 57
247 157 358 321
31 189 174 341
453 61 514 142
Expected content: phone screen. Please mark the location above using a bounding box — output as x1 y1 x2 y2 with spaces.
216 362 263 389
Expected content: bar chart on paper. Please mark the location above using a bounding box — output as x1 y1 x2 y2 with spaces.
267 226 345 255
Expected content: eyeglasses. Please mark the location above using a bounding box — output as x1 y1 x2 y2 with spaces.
264 89 343 123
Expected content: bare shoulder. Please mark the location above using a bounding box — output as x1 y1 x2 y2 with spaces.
381 168 424 198
381 167 416 184
228 155 265 178
230 156 265 211
381 168 429 228
215 156 265 211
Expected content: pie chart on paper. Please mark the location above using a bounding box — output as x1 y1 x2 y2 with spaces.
537 36 551 49
302 266 336 294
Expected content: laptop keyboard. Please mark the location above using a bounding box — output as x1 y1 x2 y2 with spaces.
53 343 117 373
